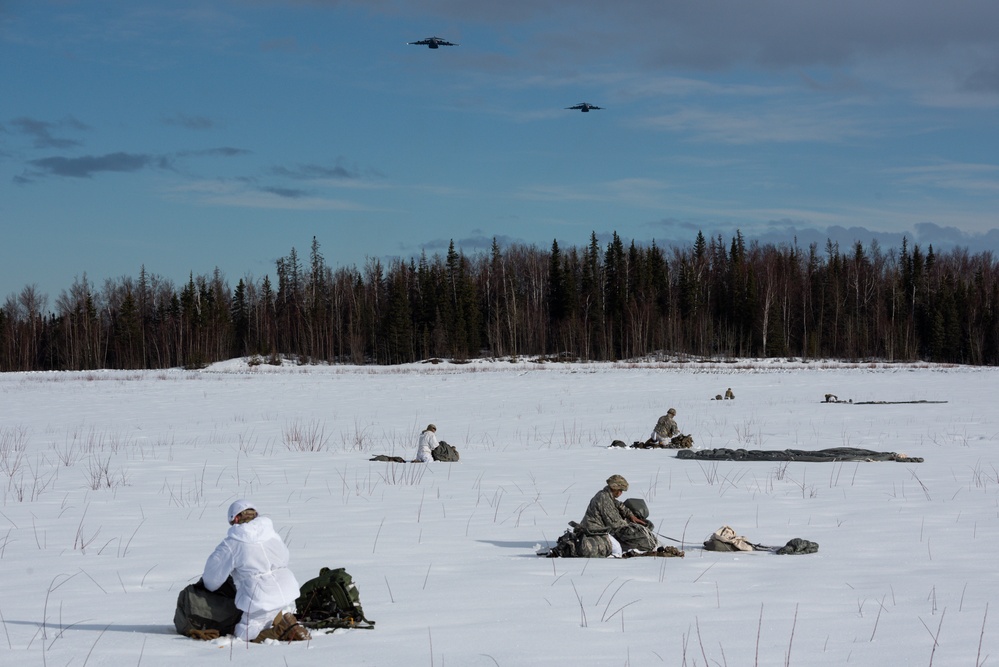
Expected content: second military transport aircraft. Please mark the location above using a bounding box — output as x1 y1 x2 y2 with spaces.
409 37 458 49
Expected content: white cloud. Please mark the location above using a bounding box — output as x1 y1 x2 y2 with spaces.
164 179 379 211
887 162 999 194
637 106 872 144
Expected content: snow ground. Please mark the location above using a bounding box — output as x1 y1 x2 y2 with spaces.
1 358 997 666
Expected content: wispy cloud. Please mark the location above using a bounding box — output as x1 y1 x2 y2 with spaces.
167 179 380 211
162 113 215 130
625 76 787 100
516 177 674 208
964 62 999 93
177 147 251 158
515 184 608 203
28 152 166 178
412 232 524 255
260 185 311 199
307 0 999 72
11 116 88 149
457 231 521 251
887 162 999 193
271 163 361 180
17 145 249 183
637 106 871 144
644 216 999 256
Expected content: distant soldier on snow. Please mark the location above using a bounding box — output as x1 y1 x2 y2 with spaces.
648 408 679 445
413 424 439 463
725 388 735 400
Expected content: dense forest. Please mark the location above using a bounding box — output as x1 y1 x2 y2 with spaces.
2 231 998 371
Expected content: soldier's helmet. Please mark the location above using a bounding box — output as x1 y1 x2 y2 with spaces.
606 475 629 492
227 499 255 524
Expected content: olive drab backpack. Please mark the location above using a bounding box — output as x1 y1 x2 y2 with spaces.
295 567 375 630
431 441 460 462
703 525 755 552
174 577 242 639
545 528 613 558
669 434 694 449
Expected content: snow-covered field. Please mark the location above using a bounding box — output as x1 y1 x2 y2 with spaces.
1 358 997 666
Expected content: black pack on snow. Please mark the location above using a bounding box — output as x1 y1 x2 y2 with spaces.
295 567 375 630
544 529 613 558
545 530 580 558
174 577 242 638
431 441 460 462
623 498 649 520
776 538 819 555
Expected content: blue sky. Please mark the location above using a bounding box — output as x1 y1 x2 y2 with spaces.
3 0 999 301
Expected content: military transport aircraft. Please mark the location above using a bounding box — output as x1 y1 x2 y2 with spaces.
566 102 603 112
409 37 458 49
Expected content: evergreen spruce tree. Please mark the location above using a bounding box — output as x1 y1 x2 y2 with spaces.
231 279 249 357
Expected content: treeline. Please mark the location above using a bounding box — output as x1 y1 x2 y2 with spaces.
2 232 998 371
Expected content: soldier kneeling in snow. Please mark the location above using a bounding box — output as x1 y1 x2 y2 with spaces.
546 475 661 557
647 408 679 445
202 500 310 642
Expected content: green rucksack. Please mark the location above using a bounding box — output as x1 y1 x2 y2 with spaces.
431 441 460 462
669 434 694 449
174 577 242 638
295 567 374 630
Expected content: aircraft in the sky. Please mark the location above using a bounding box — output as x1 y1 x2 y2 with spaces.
409 37 458 49
566 102 603 112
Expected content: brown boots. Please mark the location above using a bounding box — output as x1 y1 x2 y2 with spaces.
252 612 311 643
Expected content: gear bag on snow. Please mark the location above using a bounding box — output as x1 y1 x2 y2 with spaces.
669 434 694 449
615 523 659 552
631 434 694 449
295 567 374 629
701 526 819 554
703 525 755 552
776 538 819 555
617 498 658 551
369 454 407 462
431 441 460 462
174 577 241 639
623 498 650 521
545 529 613 558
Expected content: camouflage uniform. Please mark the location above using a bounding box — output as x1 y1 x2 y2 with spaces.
577 533 613 558
578 487 658 553
578 486 637 535
652 414 678 441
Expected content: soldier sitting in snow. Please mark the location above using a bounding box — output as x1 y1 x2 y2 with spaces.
546 475 661 557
